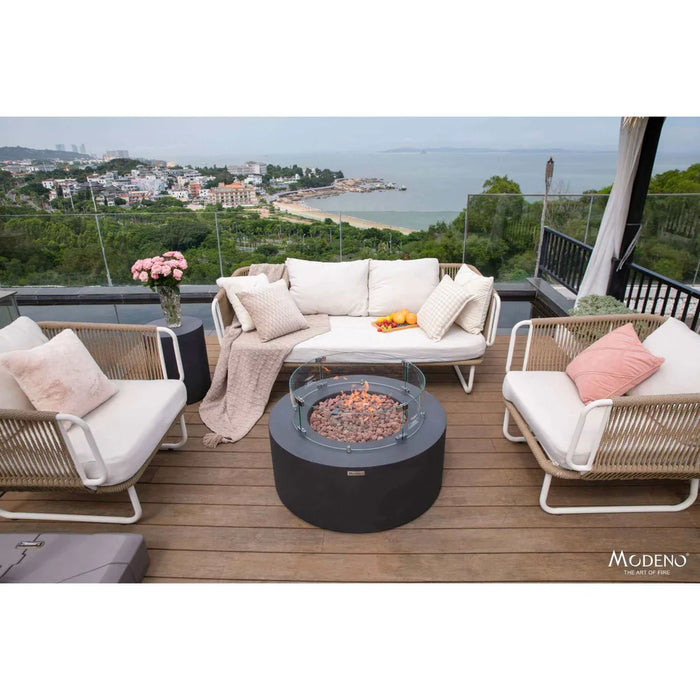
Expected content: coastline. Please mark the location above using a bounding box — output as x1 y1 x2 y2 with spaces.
273 199 416 235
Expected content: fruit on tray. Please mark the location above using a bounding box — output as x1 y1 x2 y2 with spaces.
374 310 417 332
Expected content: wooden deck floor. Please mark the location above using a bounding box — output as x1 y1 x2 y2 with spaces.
2 336 698 582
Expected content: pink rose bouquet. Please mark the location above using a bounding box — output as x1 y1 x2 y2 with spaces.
131 251 188 289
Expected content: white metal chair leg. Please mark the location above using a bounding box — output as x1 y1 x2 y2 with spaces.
502 408 526 442
161 414 188 450
0 485 143 524
454 365 475 394
540 474 700 515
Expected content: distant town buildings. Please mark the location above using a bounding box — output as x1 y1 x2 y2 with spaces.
207 181 258 207
2 154 269 209
56 144 65 152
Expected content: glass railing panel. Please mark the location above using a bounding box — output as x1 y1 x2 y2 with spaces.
1 195 695 291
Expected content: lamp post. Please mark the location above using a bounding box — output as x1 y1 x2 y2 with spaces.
534 156 554 277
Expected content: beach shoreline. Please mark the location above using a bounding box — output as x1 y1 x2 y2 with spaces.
273 198 416 235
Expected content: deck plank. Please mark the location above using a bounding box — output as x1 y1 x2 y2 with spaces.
1 335 698 583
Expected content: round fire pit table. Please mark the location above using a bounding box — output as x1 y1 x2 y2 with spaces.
268 356 446 533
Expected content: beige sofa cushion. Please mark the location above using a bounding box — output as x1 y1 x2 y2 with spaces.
503 370 608 469
286 258 370 316
368 258 439 316
285 316 486 364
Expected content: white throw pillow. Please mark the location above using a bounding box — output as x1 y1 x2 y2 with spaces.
217 274 269 332
0 329 117 420
453 265 494 335
627 317 700 396
368 258 439 316
417 275 474 341
285 258 370 316
0 317 48 411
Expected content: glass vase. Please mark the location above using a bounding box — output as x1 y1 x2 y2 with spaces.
156 285 182 328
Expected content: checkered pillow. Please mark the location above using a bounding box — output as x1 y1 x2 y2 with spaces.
417 275 473 341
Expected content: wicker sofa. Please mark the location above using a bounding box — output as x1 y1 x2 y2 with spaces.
502 313 700 514
212 260 501 393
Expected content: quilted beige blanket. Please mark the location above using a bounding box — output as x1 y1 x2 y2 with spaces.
199 314 330 447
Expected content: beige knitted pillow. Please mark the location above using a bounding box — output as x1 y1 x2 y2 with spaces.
238 279 309 342
417 275 473 341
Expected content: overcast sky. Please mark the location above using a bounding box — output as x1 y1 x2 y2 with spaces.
1 117 699 162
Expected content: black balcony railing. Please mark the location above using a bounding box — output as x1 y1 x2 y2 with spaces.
617 260 700 332
537 226 592 294
538 226 700 332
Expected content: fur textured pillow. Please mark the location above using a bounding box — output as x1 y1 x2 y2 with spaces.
238 279 309 342
0 329 117 420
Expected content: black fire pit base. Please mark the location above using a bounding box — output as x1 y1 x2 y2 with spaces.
269 391 446 533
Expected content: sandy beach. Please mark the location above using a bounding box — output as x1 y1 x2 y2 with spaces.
274 199 416 235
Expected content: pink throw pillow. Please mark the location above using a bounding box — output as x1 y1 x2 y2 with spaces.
565 323 664 404
0 328 117 420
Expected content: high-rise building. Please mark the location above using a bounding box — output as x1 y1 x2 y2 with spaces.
80 144 87 154
71 145 78 153
56 144 65 152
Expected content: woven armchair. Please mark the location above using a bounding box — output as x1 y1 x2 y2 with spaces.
0 321 188 524
502 313 700 514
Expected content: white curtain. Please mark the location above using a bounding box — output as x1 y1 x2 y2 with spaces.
576 117 648 301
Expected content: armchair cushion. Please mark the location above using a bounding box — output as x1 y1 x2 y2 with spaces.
628 317 700 396
0 329 116 419
503 371 608 468
67 379 186 486
565 323 664 403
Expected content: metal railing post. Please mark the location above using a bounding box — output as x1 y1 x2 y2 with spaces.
214 212 224 277
462 194 469 264
584 194 594 245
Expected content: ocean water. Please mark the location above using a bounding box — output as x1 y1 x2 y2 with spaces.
189 148 700 230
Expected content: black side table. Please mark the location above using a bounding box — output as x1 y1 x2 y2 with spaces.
147 316 211 404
